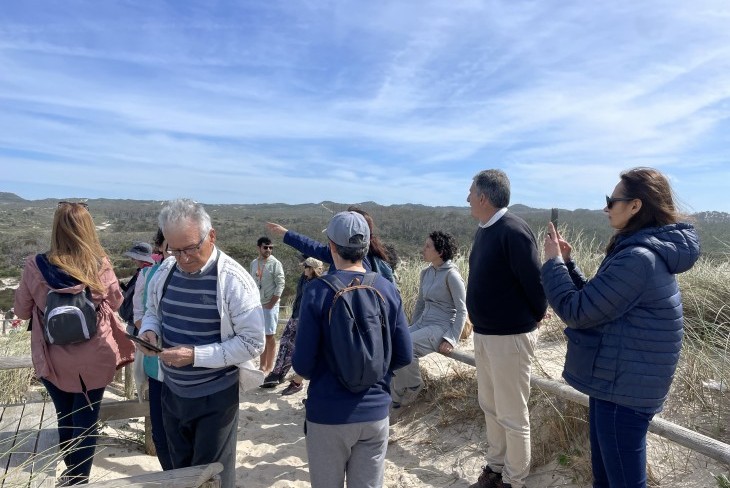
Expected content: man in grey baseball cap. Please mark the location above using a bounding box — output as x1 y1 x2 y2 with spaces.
325 211 370 250
293 210 412 488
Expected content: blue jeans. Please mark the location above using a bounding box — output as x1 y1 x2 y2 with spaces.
589 397 654 488
41 379 105 485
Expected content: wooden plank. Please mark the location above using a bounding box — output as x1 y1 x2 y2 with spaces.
0 404 26 484
0 356 33 371
30 400 59 488
2 402 44 488
86 462 223 487
447 349 730 466
98 400 150 421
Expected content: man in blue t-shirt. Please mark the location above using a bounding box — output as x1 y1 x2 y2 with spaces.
293 211 412 488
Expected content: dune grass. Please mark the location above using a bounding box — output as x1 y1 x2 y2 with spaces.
0 330 33 404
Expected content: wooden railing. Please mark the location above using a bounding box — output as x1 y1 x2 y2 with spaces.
447 349 730 466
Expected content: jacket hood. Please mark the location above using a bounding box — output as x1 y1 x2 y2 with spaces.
615 223 700 274
431 260 457 272
35 253 84 291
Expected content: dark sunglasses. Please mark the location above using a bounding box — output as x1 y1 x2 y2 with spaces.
58 201 89 209
605 195 635 209
261 245 274 250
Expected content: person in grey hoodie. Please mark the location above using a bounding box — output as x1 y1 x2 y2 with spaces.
391 230 467 409
542 167 700 488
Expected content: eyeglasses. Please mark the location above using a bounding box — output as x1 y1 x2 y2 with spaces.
58 201 89 209
261 245 274 250
166 235 206 258
605 195 635 209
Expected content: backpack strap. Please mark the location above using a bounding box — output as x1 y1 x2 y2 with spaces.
84 287 98 311
318 273 348 293
361 272 378 287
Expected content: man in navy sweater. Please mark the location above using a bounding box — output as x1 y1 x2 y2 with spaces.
293 211 412 488
466 170 547 488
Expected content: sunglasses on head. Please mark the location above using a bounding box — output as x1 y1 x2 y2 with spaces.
605 195 635 209
58 201 89 209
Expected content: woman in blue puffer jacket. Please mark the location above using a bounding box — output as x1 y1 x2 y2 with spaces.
541 167 700 488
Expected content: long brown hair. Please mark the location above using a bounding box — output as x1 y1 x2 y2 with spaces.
48 202 109 293
606 167 682 253
347 206 391 264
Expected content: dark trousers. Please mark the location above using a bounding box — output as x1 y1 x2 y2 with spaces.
148 378 173 470
161 381 239 488
590 397 654 488
41 379 105 485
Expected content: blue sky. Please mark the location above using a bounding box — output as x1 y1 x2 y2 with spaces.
1 1 729 212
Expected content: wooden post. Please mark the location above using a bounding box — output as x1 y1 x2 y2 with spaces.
446 349 730 466
124 364 135 399
145 415 156 456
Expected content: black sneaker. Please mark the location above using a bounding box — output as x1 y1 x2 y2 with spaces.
259 372 283 388
281 381 303 396
468 465 502 488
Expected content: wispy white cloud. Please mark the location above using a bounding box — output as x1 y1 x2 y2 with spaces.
1 0 729 211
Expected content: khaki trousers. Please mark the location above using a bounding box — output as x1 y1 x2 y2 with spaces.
473 329 538 488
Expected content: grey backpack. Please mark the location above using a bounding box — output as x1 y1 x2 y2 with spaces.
42 288 98 345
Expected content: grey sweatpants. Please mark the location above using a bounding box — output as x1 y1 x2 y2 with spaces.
306 417 389 488
391 324 444 404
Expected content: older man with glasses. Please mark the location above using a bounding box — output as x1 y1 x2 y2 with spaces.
251 236 285 376
138 198 264 488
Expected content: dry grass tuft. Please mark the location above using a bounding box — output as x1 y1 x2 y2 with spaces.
419 364 481 428
0 330 33 404
529 390 591 483
393 362 481 432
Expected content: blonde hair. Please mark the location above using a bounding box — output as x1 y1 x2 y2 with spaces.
48 203 109 294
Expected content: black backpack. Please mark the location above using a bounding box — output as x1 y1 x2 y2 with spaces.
319 273 392 393
42 287 98 345
118 271 139 326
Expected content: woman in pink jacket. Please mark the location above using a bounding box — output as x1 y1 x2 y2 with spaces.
14 201 134 485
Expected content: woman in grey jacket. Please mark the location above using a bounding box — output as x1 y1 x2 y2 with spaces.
542 168 700 488
391 231 467 409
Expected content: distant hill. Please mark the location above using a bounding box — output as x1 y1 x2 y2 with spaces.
0 192 26 203
0 194 727 300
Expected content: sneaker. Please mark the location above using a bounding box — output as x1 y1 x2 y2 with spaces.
281 381 303 395
468 465 502 488
259 372 284 388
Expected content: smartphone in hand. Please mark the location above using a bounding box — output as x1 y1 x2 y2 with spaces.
550 208 559 228
125 332 162 353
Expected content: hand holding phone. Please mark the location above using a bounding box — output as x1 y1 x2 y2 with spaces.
550 208 559 228
125 332 162 353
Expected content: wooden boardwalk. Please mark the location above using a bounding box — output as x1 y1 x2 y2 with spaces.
1 356 221 487
0 398 57 488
